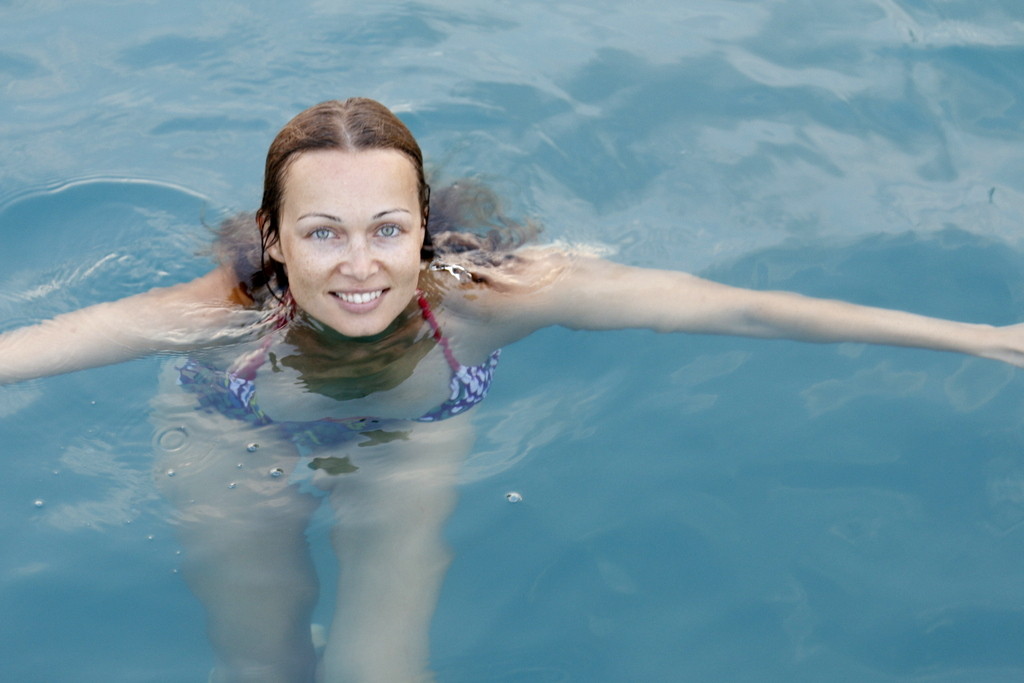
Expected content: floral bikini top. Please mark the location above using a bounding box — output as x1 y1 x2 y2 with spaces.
177 292 500 449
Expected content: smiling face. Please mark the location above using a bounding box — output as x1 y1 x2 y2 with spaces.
266 148 426 338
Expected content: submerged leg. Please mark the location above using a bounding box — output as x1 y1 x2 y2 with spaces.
315 419 473 683
152 371 321 682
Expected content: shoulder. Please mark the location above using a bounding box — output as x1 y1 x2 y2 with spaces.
434 245 577 314
154 266 251 307
433 245 731 339
128 265 262 346
429 245 604 347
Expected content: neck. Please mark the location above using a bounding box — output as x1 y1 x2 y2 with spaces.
293 293 425 346
275 292 437 400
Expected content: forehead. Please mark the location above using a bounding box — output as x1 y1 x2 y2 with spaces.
282 148 419 211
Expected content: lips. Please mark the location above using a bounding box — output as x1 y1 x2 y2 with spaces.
331 289 384 305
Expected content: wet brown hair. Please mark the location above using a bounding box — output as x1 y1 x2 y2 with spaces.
256 98 432 293
219 98 540 302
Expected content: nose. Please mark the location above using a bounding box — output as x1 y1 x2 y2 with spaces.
340 239 379 281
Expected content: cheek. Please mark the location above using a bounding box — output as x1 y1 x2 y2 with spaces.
398 251 425 284
283 243 330 272
278 253 323 294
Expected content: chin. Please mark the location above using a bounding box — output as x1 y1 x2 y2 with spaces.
300 290 417 338
325 318 387 338
328 310 401 338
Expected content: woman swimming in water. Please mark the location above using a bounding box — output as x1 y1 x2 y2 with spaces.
2 98 1023 682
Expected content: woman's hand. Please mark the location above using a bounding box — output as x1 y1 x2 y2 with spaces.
980 323 1024 368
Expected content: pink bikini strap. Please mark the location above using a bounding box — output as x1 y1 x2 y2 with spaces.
231 291 297 381
416 292 461 373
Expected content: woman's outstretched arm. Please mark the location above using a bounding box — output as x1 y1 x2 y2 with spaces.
0 267 245 385
469 253 1022 366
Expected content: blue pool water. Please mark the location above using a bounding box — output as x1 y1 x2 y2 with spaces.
2 1 1024 681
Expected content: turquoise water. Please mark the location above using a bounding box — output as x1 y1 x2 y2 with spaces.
2 1 1024 680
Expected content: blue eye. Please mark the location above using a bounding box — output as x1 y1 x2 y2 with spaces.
378 224 401 238
311 228 333 240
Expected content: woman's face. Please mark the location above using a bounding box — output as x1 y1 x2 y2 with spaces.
267 148 426 338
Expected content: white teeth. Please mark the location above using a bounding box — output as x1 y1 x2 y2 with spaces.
334 290 383 304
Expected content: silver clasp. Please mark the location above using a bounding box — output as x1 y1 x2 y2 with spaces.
429 261 472 282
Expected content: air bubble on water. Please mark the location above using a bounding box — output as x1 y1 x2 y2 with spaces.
156 426 188 452
246 442 260 452
165 469 176 477
269 467 284 478
33 499 45 508
228 482 237 489
505 491 523 503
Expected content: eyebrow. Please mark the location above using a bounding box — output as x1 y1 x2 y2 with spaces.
297 208 412 222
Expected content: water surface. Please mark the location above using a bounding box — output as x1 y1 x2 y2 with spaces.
1 1 1024 680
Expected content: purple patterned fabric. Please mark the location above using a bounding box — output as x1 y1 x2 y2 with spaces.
176 293 500 450
417 350 500 421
